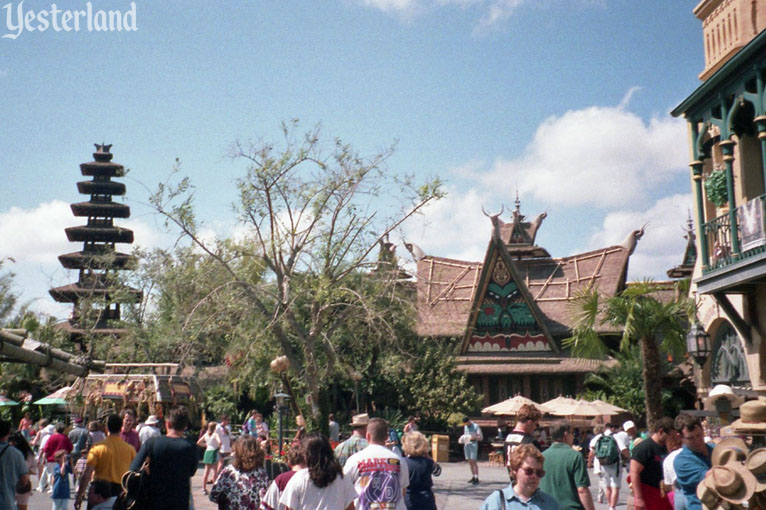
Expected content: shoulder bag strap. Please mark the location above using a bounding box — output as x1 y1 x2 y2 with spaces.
496 489 506 510
0 444 10 459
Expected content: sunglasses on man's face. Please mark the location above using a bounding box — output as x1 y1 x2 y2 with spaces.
520 467 545 478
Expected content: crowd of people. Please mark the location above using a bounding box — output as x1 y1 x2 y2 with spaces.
477 401 766 510
0 409 439 510
4 399 764 510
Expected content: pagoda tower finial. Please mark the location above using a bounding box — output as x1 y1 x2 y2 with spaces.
515 189 521 214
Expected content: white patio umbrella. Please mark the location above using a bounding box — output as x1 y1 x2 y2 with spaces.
549 399 602 417
542 396 578 413
482 395 552 416
590 399 627 415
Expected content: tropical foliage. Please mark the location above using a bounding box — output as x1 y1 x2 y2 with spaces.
565 280 692 426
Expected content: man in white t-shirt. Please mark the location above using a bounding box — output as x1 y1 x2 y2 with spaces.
590 422 625 510
344 417 409 510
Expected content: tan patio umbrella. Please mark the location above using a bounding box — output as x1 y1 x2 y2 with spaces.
549 399 602 417
482 395 552 416
542 396 578 412
590 399 626 415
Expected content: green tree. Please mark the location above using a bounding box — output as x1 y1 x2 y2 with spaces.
564 281 691 427
149 121 443 420
0 258 18 324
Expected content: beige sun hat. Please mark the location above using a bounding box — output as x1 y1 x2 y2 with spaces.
731 400 766 433
350 413 370 428
711 437 748 466
704 384 745 410
701 464 757 505
696 481 720 509
746 448 766 492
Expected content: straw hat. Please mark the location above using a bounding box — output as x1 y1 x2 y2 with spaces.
696 482 720 509
704 385 745 410
701 464 757 505
731 400 766 432
350 413 370 428
746 448 766 492
711 437 748 466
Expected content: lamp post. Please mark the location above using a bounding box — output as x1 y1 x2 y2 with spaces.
274 389 290 456
351 371 363 414
686 321 712 367
270 355 291 456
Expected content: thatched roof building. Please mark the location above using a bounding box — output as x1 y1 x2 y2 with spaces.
411 200 643 406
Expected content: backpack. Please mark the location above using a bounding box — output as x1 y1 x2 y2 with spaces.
595 435 619 465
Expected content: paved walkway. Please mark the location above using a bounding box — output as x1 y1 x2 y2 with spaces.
26 460 631 510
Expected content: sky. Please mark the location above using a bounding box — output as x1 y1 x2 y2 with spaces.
0 0 705 318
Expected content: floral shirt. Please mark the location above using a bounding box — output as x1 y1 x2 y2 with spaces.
210 465 270 510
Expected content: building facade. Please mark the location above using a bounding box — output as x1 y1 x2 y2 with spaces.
672 0 766 394
412 201 645 407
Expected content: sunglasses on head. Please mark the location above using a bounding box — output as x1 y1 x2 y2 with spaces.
520 467 545 477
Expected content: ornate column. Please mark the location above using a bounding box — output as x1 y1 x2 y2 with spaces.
690 122 710 270
720 138 740 256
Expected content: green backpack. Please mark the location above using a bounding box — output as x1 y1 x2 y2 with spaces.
595 435 620 465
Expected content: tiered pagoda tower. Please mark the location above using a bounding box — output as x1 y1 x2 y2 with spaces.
50 144 142 352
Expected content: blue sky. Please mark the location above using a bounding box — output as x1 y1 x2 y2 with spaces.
1 0 704 317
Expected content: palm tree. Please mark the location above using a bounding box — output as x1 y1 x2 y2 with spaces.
564 280 691 427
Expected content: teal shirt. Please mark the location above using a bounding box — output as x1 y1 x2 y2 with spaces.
480 485 561 510
539 442 590 510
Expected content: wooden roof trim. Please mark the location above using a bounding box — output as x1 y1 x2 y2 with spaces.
460 241 496 354
495 237 560 354
429 264 474 306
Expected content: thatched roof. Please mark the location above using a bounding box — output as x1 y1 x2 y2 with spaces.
415 245 631 338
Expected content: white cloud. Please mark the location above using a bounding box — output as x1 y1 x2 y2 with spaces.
400 185 492 262
356 0 606 33
0 200 166 317
473 0 524 34
361 0 420 16
482 106 688 207
585 193 694 280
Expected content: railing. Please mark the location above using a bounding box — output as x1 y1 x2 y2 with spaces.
702 194 766 273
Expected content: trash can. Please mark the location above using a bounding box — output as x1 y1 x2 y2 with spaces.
432 434 450 462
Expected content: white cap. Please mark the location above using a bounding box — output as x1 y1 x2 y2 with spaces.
145 415 159 426
623 420 636 432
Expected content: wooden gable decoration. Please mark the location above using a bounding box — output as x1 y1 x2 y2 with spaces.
461 234 558 354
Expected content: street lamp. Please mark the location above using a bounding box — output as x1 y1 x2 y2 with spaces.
686 321 712 366
350 371 363 414
274 389 290 456
270 355 291 456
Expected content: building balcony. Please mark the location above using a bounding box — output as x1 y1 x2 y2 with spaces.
697 194 766 294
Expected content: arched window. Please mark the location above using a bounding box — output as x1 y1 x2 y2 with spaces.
710 322 750 386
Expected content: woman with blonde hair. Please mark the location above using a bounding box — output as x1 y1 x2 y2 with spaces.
210 435 270 509
402 431 439 510
197 421 222 494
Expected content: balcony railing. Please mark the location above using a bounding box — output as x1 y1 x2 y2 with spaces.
702 194 766 273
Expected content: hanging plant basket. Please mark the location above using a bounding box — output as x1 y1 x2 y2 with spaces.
704 169 729 209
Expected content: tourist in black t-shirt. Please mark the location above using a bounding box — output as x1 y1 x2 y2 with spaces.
504 404 542 474
629 417 675 510
130 406 198 510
